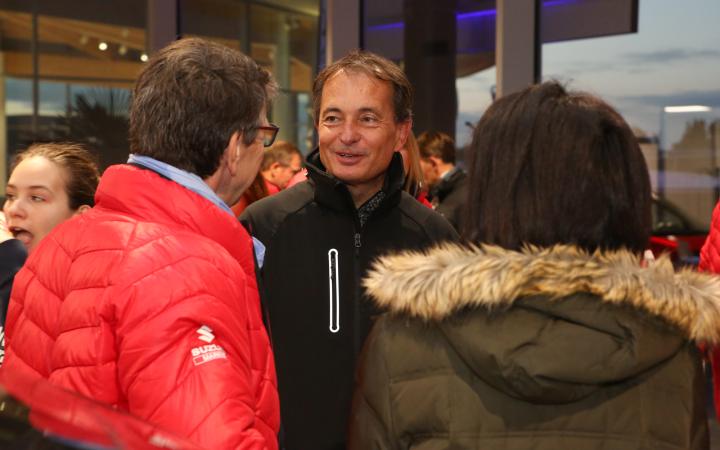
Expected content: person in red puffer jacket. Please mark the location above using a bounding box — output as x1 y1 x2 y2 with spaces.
2 38 280 450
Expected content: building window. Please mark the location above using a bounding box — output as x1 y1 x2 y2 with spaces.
543 0 720 230
1 0 320 196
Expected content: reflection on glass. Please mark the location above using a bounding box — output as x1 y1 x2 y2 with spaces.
543 0 720 229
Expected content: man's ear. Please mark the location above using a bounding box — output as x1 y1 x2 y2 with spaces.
74 204 92 216
225 131 243 176
395 119 412 151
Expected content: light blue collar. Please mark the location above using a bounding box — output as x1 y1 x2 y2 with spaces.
126 154 266 267
127 154 234 217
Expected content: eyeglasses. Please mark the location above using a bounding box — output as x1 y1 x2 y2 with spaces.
254 123 280 147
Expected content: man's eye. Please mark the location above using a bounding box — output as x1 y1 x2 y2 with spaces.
323 116 339 124
4 193 15 201
360 116 378 124
31 196 45 202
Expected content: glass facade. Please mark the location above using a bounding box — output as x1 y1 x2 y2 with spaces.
0 0 320 196
4 0 718 230
181 0 318 152
0 0 147 194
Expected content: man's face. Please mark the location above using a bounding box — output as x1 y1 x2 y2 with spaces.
420 157 440 187
273 153 302 189
317 70 409 190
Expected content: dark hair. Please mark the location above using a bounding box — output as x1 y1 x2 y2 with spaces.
129 38 277 178
261 141 302 171
417 130 456 164
312 50 413 124
12 142 100 209
464 81 651 253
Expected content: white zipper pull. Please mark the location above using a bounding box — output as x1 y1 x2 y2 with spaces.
328 249 340 333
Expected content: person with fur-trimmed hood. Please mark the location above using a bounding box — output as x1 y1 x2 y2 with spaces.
348 81 720 450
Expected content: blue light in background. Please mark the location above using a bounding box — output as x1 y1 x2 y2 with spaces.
366 0 580 31
368 22 404 31
455 9 496 20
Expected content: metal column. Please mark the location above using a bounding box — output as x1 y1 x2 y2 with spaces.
496 0 540 98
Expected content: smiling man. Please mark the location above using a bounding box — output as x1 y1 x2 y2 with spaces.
241 50 458 450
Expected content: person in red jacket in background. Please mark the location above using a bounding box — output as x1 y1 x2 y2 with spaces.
2 38 280 450
232 141 303 217
260 141 303 194
699 205 720 420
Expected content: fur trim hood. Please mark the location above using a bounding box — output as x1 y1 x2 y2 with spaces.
364 244 720 343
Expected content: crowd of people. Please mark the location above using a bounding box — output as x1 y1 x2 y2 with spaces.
1 37 720 450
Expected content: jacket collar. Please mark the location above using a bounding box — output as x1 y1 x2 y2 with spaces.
127 154 234 217
305 149 405 213
364 243 720 343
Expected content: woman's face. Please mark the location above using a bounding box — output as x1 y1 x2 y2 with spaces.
3 156 78 253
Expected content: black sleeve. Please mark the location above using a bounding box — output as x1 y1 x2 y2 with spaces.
0 239 27 326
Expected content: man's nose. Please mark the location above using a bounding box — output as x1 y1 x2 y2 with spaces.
339 121 361 145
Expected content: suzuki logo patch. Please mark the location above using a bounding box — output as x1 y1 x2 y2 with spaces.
191 344 227 366
196 325 215 343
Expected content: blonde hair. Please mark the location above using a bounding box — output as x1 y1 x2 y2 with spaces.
402 133 425 196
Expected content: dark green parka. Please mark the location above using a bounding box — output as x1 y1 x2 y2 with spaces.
349 244 720 450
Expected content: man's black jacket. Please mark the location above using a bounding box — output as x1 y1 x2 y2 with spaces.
241 150 458 450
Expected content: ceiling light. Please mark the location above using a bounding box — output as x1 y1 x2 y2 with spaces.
664 105 712 113
98 42 108 51
140 53 149 62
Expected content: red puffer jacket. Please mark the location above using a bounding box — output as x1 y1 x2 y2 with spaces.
699 201 720 420
2 164 280 450
700 202 720 273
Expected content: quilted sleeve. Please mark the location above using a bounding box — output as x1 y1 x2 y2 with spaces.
700 201 720 273
114 252 273 450
700 201 720 423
